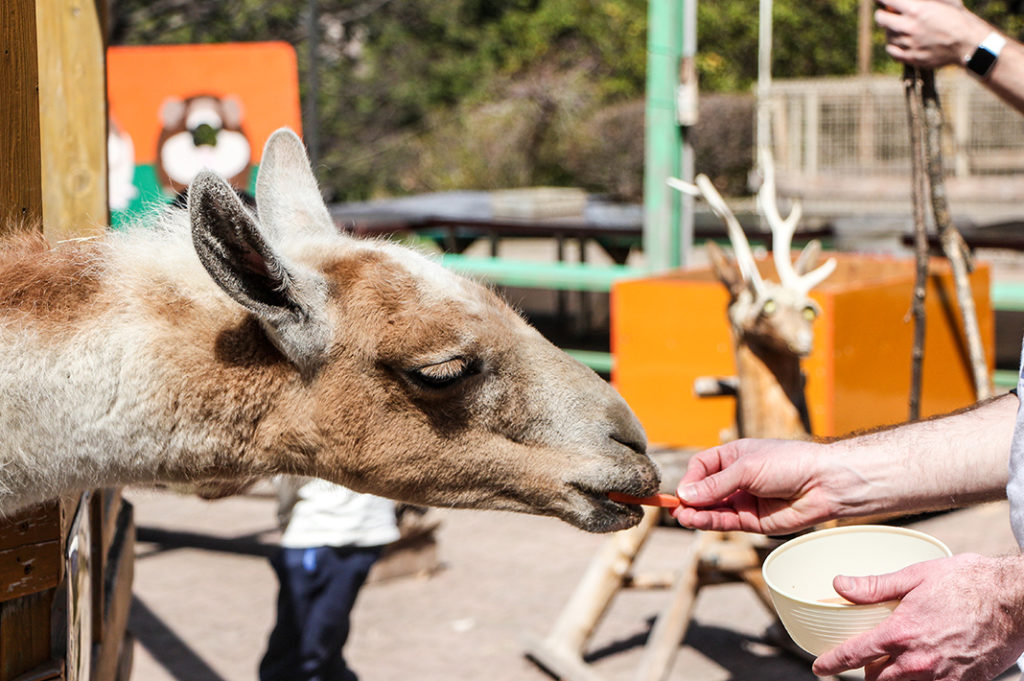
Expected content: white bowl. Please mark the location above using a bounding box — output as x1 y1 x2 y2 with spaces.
762 525 952 656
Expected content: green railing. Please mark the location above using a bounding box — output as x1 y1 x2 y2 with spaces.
439 254 648 293
442 256 1024 380
440 255 647 373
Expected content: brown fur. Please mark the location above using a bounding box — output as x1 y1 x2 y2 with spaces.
0 235 104 328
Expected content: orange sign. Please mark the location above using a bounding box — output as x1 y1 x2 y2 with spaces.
107 41 301 165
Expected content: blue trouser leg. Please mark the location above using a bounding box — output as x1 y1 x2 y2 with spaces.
259 546 381 681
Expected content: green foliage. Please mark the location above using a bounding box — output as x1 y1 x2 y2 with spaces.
110 0 1024 201
698 0 863 91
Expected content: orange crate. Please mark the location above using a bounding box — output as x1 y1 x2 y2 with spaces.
611 254 994 448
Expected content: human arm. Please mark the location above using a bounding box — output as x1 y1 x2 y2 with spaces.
672 393 1017 534
876 0 1024 115
812 553 1024 680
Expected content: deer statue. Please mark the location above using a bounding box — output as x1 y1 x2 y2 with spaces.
0 128 659 532
526 165 835 680
670 150 836 440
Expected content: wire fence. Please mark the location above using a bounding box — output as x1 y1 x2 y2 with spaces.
768 73 1024 179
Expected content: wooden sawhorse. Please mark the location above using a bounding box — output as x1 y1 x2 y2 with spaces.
524 507 780 681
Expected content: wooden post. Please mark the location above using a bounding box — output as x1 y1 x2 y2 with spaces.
0 1 132 680
1 0 44 227
35 0 109 239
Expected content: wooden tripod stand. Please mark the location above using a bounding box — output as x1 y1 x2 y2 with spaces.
524 506 780 681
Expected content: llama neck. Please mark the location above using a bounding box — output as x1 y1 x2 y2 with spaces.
733 340 810 440
0 292 315 514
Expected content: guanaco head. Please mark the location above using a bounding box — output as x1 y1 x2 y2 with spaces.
184 129 659 533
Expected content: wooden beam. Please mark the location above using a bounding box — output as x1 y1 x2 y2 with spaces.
0 1 111 677
0 0 43 229
0 0 108 238
35 0 108 240
0 591 54 681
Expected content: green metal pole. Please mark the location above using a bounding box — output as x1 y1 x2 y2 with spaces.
643 0 684 271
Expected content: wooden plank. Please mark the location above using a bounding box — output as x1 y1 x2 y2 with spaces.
91 490 124 648
34 0 108 239
8 660 62 681
89 489 122 643
0 0 43 227
92 503 134 681
95 489 122 562
0 504 60 553
0 590 54 681
0 541 61 604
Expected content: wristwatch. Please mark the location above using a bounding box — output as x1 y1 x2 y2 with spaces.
966 31 1007 79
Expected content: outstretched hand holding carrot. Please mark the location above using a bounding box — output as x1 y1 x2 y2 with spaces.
669 438 842 535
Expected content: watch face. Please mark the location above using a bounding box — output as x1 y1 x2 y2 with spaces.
968 47 998 77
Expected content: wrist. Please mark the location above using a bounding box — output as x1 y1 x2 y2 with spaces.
817 441 881 519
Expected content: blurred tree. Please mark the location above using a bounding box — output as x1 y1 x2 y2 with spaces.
109 0 1024 201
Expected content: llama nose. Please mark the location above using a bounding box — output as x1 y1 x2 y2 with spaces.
606 398 647 455
611 432 646 456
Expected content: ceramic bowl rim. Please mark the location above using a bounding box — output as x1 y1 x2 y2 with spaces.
762 524 952 608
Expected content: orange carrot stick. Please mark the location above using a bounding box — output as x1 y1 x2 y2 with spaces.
608 492 681 508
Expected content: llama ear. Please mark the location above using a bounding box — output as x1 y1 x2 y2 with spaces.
255 128 337 241
189 171 330 370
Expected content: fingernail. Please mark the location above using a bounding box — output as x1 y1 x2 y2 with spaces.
678 484 698 502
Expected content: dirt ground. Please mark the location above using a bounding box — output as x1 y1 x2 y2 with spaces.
125 482 1023 681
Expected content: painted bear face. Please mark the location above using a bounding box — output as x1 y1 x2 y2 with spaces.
156 94 252 196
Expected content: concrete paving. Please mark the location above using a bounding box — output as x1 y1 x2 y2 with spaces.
126 485 1023 681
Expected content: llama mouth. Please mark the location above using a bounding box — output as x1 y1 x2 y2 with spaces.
570 484 650 533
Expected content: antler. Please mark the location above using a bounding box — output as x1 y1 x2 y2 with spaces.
667 175 765 297
756 148 836 294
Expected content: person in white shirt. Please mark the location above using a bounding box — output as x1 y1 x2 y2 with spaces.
259 478 400 681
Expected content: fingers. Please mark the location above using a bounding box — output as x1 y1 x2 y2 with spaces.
672 501 747 532
874 7 913 33
877 0 914 14
677 465 747 508
813 628 894 677
678 444 735 486
678 442 754 505
833 563 926 604
814 565 931 675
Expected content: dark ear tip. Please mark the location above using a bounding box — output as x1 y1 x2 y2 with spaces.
187 171 219 200
187 172 236 210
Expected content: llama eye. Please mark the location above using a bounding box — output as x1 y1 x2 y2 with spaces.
762 299 777 315
802 305 818 321
408 357 477 389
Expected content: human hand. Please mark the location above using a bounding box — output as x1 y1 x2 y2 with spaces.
813 554 1024 681
671 438 839 535
875 0 993 69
